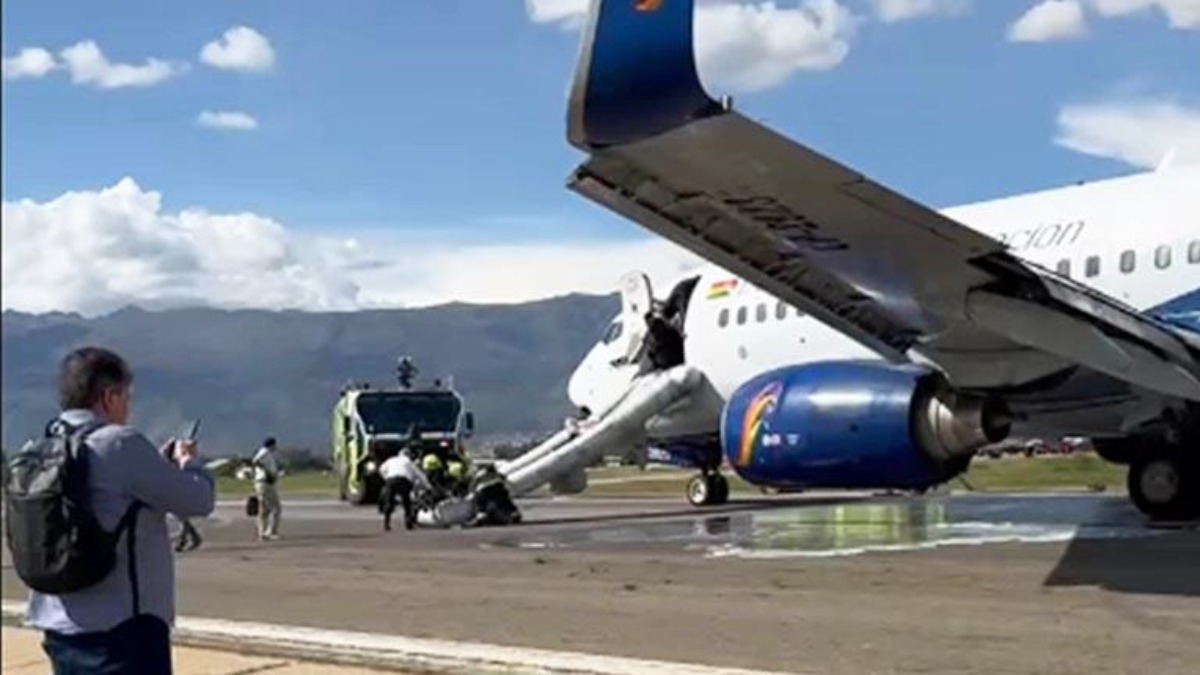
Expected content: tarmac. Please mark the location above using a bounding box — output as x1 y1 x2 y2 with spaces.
4 491 1199 675
1 625 402 674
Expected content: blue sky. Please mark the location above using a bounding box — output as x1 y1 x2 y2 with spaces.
2 0 1198 315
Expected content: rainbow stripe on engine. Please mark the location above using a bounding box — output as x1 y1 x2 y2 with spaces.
736 381 783 467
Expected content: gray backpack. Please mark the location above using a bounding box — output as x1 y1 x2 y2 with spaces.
3 419 142 598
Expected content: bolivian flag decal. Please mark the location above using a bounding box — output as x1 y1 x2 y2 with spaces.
707 279 738 299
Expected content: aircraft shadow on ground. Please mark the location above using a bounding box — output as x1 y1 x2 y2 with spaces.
1045 525 1200 597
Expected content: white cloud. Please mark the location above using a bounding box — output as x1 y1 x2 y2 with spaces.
1 179 359 316
2 47 60 80
1055 99 1200 169
1089 0 1200 29
524 0 589 29
526 0 858 93
200 26 276 72
694 1 857 92
197 110 259 131
871 0 970 22
0 178 702 316
59 41 184 89
1009 0 1089 42
350 238 702 310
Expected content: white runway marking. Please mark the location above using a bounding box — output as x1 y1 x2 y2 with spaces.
2 601 800 675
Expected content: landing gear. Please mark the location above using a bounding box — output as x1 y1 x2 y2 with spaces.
1127 451 1199 522
687 473 729 507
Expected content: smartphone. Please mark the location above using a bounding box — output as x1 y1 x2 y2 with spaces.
168 419 201 463
180 418 202 442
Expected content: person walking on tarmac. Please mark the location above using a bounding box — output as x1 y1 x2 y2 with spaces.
379 448 430 531
252 437 283 540
174 516 203 552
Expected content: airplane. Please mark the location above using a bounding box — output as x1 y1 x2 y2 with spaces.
561 0 1199 521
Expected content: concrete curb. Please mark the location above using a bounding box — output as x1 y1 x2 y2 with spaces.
2 601 797 675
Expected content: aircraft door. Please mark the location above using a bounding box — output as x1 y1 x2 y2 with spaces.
566 271 655 416
616 271 653 366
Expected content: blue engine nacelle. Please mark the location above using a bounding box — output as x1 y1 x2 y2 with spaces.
720 361 1009 491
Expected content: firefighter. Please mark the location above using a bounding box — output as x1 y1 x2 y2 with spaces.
446 458 468 497
421 452 447 498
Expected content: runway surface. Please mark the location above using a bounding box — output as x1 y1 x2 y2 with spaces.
5 492 1199 674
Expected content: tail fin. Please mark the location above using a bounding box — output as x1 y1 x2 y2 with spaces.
567 0 722 150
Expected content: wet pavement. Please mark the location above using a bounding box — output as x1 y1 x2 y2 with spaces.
481 494 1188 558
8 493 1200 674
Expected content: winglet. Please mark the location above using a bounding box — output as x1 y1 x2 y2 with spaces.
567 0 723 150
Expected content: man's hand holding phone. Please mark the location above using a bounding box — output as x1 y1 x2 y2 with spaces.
173 439 198 468
163 418 202 467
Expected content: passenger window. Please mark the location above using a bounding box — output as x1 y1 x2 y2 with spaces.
776 301 787 320
718 308 729 328
601 320 623 345
1155 245 1172 270
1190 241 1200 264
736 306 747 325
756 303 767 323
1119 250 1135 274
1056 259 1070 277
1085 256 1100 278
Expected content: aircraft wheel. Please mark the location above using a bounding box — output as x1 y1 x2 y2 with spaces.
687 474 711 506
1128 452 1199 522
709 474 730 505
687 474 729 506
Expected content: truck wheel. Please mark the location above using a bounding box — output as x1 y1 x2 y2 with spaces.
347 475 369 505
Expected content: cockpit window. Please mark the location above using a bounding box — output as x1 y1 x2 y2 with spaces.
601 320 623 345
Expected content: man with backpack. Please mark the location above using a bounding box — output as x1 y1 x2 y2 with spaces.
3 346 216 674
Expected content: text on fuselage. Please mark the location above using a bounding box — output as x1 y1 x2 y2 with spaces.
996 220 1086 252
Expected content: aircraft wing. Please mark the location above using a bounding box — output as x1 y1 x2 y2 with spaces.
564 0 1200 402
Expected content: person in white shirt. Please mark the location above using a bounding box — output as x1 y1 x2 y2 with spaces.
251 437 282 540
378 448 430 531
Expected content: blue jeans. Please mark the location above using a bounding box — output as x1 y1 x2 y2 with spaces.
42 614 172 674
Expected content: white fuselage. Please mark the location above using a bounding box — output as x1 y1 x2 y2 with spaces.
568 165 1200 441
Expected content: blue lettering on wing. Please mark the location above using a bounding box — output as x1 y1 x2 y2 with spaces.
723 195 849 252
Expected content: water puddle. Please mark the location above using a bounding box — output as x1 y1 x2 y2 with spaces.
484 495 1175 558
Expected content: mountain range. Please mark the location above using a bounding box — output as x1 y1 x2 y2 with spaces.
1 294 618 456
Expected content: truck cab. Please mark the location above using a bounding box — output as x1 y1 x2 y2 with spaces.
332 384 476 505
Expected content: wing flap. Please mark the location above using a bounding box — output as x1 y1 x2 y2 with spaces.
564 0 1200 401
